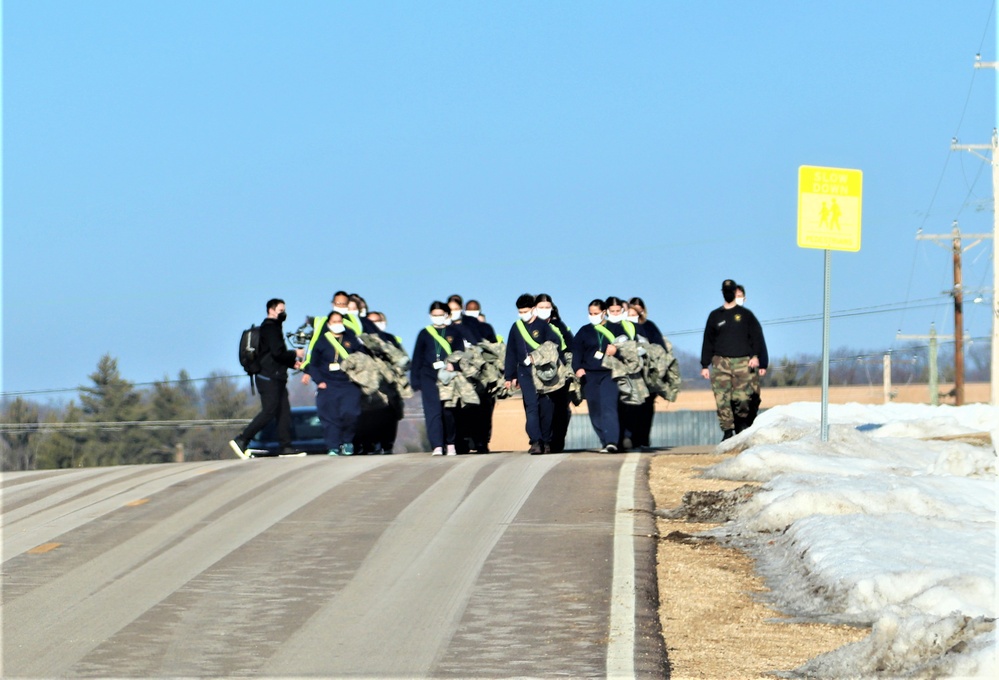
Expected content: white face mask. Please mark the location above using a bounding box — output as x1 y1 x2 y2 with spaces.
333 306 349 315
450 309 462 320
464 310 480 319
374 321 387 332
607 312 625 323
328 323 346 334
535 308 552 320
430 315 448 327
348 309 360 318
735 297 745 307
589 314 604 325
627 314 640 324
518 310 534 323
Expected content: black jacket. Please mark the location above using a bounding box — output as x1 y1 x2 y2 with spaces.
258 317 298 382
700 306 769 369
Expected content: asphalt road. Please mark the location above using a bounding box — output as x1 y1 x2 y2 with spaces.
1 452 666 678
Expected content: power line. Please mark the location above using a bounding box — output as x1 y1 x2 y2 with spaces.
2 295 991 400
664 296 952 337
0 418 251 433
1 373 246 399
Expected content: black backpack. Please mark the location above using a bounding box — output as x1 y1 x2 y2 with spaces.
239 325 262 393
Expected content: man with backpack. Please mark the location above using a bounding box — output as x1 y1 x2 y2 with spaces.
229 298 304 458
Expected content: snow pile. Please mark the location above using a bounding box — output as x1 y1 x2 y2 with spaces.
703 402 998 678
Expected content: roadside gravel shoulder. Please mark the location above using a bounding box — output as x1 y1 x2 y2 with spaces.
649 448 868 679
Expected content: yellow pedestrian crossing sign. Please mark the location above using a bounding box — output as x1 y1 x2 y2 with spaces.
798 166 862 251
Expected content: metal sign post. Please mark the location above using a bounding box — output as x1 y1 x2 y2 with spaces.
798 166 863 441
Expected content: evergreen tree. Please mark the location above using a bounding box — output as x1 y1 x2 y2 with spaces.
184 372 254 460
147 373 200 463
34 403 85 469
78 354 150 466
1 397 39 471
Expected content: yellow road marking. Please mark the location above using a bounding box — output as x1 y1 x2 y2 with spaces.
27 542 61 554
124 498 150 507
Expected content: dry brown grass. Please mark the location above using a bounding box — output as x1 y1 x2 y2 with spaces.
650 452 868 679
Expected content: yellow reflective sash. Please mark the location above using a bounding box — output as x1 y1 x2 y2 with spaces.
594 324 617 347
515 320 541 350
323 332 349 360
550 324 567 351
425 326 452 356
344 314 362 334
621 320 636 340
301 314 328 370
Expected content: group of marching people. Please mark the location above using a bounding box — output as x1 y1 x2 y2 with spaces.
296 291 412 456
412 292 681 455
292 290 681 456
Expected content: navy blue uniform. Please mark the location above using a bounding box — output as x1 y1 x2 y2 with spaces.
505 318 562 447
411 325 469 450
545 319 574 452
571 322 626 449
460 315 498 344
307 329 365 452
625 318 669 448
354 328 407 454
448 317 494 452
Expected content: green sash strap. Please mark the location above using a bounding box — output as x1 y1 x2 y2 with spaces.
515 320 541 350
323 332 349 360
301 314 329 370
425 326 452 356
621 320 636 340
344 315 363 335
550 324 567 351
594 324 617 347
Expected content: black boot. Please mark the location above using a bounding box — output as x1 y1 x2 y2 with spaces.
721 429 735 441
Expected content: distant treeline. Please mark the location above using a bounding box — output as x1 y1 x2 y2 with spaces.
671 342 992 389
1 341 992 471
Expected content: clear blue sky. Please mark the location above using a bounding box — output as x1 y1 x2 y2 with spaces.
3 0 996 400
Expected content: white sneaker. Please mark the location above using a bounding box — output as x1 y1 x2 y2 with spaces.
228 439 248 460
446 445 457 456
432 447 443 455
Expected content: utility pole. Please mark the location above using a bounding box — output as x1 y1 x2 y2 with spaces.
882 352 892 404
916 222 991 405
897 324 949 405
951 45 997 405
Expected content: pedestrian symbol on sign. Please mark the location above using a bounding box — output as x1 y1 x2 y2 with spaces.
798 167 861 251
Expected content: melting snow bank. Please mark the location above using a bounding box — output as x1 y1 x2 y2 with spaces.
702 402 997 678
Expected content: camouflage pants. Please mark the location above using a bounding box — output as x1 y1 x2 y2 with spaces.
709 355 755 431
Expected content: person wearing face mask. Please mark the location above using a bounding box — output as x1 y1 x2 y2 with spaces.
534 294 573 453
446 294 487 344
464 299 498 342
345 293 380 335
300 290 352 382
625 297 672 451
229 298 305 458
306 311 367 456
607 296 647 451
446 296 496 453
700 279 769 441
570 299 625 453
351 310 405 455
732 284 765 429
504 293 563 454
365 310 403 349
412 301 464 455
